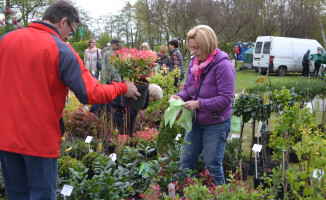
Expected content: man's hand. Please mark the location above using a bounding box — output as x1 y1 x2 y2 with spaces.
124 81 141 100
183 100 200 111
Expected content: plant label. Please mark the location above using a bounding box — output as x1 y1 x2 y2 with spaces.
85 136 93 144
312 169 324 179
231 134 240 139
252 144 262 152
61 185 73 196
83 105 89 111
168 183 176 197
109 153 117 161
175 134 182 141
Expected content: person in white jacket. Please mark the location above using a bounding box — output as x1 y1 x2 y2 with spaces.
84 38 101 79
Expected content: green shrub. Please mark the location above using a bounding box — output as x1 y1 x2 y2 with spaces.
58 156 85 178
82 152 100 178
156 119 185 154
65 139 99 160
71 40 88 59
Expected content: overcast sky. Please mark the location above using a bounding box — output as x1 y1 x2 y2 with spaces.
75 0 136 19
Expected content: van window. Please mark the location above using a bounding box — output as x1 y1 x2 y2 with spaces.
255 42 262 54
317 47 325 54
263 42 271 54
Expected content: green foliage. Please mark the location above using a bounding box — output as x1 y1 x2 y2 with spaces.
183 178 214 199
58 156 85 179
82 152 100 178
223 138 243 175
147 141 193 193
233 92 272 122
215 176 261 199
118 146 152 196
247 78 325 101
64 139 99 160
70 40 89 59
156 118 185 154
270 103 314 159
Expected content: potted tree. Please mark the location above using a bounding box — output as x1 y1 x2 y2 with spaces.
110 47 158 109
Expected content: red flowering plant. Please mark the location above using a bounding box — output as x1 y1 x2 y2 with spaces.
132 127 159 147
110 47 158 84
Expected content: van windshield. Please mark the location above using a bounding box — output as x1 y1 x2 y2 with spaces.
263 42 271 54
255 42 262 54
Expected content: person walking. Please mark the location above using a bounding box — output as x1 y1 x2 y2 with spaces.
0 1 140 199
314 50 322 77
302 49 311 78
171 25 235 185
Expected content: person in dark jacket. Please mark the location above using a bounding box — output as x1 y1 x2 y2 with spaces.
91 84 163 136
302 49 311 78
156 45 173 73
169 40 185 89
314 50 322 77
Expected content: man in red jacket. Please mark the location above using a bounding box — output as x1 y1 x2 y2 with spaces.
0 1 139 199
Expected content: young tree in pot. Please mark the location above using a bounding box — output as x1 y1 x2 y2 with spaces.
270 103 314 195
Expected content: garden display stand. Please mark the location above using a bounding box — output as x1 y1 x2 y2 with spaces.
121 84 148 109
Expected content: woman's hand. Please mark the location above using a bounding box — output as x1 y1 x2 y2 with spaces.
183 100 200 111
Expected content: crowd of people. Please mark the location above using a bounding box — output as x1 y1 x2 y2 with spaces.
0 1 235 199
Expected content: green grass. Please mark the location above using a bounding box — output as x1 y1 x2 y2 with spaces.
234 70 322 92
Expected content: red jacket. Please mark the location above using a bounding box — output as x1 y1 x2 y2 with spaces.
0 22 127 158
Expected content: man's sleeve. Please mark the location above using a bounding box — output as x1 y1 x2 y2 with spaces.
54 37 127 105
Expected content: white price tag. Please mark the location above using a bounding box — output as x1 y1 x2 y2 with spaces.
61 185 73 196
231 134 240 139
109 153 117 161
175 134 182 141
252 144 263 152
85 136 93 144
312 169 324 179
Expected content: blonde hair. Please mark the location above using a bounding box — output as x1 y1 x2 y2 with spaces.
88 38 96 47
186 25 217 55
159 46 168 53
140 42 150 50
149 84 163 100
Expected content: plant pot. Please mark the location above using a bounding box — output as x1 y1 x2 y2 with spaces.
289 151 299 163
253 176 268 189
121 84 148 109
248 158 261 176
0 187 5 197
240 162 250 181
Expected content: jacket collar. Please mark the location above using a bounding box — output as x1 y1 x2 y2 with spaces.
28 21 60 38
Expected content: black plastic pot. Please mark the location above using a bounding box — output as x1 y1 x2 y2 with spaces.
289 151 299 163
248 158 261 176
241 162 250 181
121 84 148 109
254 176 268 189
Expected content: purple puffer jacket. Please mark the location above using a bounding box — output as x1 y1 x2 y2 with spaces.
176 48 235 125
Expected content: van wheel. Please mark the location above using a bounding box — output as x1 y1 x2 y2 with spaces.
277 66 287 76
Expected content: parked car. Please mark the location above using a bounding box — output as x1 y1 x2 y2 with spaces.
252 36 325 76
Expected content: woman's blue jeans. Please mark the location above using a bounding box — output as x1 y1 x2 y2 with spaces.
180 118 231 185
0 150 58 200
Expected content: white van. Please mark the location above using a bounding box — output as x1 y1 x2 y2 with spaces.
252 36 325 76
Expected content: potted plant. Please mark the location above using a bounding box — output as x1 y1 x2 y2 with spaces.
110 47 158 109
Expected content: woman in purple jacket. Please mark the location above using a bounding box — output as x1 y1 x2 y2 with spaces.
171 25 235 185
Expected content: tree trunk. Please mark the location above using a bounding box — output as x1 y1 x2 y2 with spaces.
318 12 326 48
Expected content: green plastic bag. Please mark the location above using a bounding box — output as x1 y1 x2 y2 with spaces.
231 115 242 132
164 100 193 132
177 108 192 132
